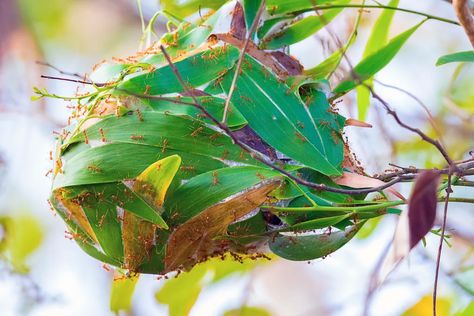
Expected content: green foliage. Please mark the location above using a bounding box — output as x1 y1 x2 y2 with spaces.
357 0 399 120
436 50 474 66
334 21 424 95
38 0 441 276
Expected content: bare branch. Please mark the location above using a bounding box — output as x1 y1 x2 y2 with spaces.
452 0 474 48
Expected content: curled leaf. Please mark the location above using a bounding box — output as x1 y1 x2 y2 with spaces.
164 181 279 272
407 170 440 248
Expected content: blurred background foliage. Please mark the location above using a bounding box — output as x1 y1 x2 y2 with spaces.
0 0 473 315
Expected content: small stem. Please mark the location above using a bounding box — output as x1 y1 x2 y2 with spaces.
297 4 459 26
262 200 404 213
433 173 453 316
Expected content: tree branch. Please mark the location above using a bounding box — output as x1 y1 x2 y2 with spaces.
452 0 474 48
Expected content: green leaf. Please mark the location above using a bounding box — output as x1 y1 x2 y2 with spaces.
357 0 399 120
54 143 228 189
436 50 474 66
118 47 239 95
224 307 271 316
164 166 281 224
82 199 124 260
266 0 342 15
0 214 43 273
222 57 344 176
269 223 363 260
257 16 291 40
110 275 139 313
122 156 180 270
59 182 168 227
142 96 247 129
50 195 122 266
356 216 382 239
334 21 424 95
243 0 263 31
161 0 227 19
262 1 349 49
278 213 353 232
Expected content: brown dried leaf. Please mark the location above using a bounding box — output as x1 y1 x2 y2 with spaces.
345 118 373 128
214 33 289 79
407 170 440 248
53 189 98 243
270 51 304 76
164 181 279 272
230 2 246 40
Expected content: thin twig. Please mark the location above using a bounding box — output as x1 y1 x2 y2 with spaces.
294 4 460 26
40 75 106 87
36 61 86 80
367 87 455 167
433 172 453 316
222 0 266 123
374 79 445 145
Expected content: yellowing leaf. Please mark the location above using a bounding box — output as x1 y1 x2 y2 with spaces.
403 295 451 316
123 155 181 271
110 274 139 313
224 306 271 316
0 214 44 273
156 255 272 316
134 155 182 212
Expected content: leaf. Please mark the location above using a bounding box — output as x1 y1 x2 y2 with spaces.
224 307 271 316
262 2 349 49
243 0 264 31
156 263 207 316
334 21 424 95
118 46 240 95
123 156 180 271
379 170 441 283
222 57 344 176
266 0 343 15
156 255 267 316
54 143 230 189
407 170 440 249
230 2 246 40
436 50 474 66
164 166 281 225
164 181 279 272
269 223 363 261
0 214 44 273
277 213 353 233
142 95 247 129
110 274 139 313
160 0 227 18
133 155 182 210
402 295 451 316
357 0 399 120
